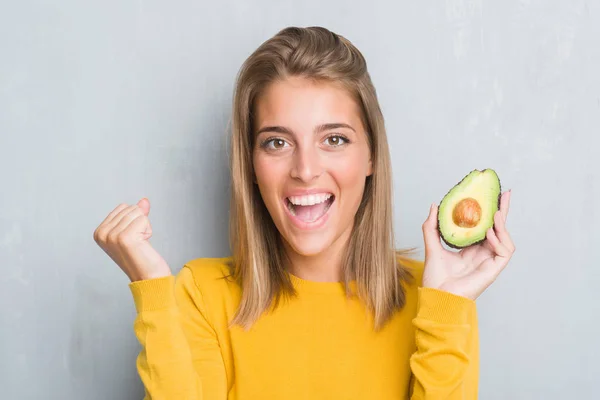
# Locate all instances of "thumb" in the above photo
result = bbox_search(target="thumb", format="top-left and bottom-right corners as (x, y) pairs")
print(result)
(135, 198), (152, 240)
(137, 197), (150, 216)
(422, 203), (442, 256)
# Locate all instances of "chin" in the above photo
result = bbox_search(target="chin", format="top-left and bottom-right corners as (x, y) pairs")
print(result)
(282, 231), (334, 257)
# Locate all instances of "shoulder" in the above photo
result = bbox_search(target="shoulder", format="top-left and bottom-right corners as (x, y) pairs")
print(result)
(396, 254), (425, 288)
(182, 256), (234, 282)
(173, 257), (241, 326)
(175, 256), (240, 301)
(395, 254), (426, 317)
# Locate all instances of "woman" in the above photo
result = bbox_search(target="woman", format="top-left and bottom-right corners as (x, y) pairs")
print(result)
(93, 26), (515, 399)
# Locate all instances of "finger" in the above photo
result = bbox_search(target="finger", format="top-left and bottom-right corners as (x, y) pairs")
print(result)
(137, 198), (151, 216)
(95, 203), (133, 242)
(422, 203), (443, 256)
(470, 246), (495, 270)
(481, 238), (494, 253)
(499, 190), (511, 222)
(468, 256), (506, 295)
(493, 210), (516, 252)
(486, 226), (512, 259)
(102, 203), (130, 226)
(121, 212), (152, 243)
(471, 229), (513, 286)
(108, 207), (144, 241)
(107, 204), (139, 230)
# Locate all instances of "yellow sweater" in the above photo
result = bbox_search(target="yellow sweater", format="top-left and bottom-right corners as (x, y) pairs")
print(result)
(129, 257), (479, 399)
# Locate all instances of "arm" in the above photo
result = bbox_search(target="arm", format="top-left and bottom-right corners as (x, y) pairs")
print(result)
(409, 190), (515, 398)
(408, 287), (479, 399)
(129, 266), (227, 400)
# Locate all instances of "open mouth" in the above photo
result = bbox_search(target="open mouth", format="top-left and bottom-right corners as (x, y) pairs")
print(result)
(285, 193), (335, 224)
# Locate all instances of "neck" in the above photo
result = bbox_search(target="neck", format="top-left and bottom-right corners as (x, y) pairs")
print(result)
(282, 224), (353, 283)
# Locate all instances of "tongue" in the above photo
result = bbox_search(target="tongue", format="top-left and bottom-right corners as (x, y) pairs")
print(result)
(294, 202), (328, 222)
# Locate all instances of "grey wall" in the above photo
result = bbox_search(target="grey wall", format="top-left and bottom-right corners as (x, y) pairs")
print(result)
(1, 1), (598, 399)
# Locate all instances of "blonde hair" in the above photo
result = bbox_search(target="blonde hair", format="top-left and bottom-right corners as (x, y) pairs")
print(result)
(227, 26), (414, 331)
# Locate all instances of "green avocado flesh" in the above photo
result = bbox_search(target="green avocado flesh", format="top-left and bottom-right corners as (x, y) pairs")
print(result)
(437, 169), (501, 249)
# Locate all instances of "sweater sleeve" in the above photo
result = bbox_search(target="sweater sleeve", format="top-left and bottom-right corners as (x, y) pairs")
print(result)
(129, 266), (228, 400)
(408, 287), (479, 399)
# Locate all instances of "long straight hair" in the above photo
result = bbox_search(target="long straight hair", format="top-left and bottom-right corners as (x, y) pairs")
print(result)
(227, 26), (415, 331)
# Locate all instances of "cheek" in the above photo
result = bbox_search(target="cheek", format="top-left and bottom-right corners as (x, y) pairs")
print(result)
(328, 152), (370, 188)
(326, 152), (370, 215)
(253, 153), (268, 181)
(253, 153), (286, 198)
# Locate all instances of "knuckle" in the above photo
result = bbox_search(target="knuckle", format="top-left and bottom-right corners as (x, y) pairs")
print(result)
(94, 227), (106, 243)
(115, 233), (130, 247)
(106, 231), (119, 244)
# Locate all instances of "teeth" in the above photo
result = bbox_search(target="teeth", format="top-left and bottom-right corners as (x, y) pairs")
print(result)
(287, 193), (332, 206)
(287, 200), (296, 216)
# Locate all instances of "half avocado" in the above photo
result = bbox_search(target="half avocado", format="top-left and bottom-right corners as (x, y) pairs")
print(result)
(437, 169), (501, 249)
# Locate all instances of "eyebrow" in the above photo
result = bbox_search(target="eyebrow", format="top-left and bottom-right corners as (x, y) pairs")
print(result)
(255, 122), (356, 136)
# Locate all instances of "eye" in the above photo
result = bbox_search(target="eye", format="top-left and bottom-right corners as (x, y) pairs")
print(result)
(324, 135), (350, 147)
(261, 137), (289, 150)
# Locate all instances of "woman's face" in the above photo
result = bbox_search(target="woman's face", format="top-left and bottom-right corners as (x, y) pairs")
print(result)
(252, 76), (373, 258)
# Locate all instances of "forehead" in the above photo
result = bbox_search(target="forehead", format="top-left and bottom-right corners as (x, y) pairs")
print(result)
(253, 77), (362, 130)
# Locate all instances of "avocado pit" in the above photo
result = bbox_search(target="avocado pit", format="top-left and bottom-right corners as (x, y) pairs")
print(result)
(452, 197), (481, 228)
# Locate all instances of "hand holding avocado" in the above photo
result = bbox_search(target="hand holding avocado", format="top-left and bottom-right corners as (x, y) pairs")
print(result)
(421, 169), (515, 300)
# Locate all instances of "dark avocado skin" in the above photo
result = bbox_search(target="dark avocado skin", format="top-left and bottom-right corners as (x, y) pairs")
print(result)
(436, 169), (502, 249)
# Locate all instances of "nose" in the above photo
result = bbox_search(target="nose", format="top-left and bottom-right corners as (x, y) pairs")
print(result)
(290, 144), (323, 182)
